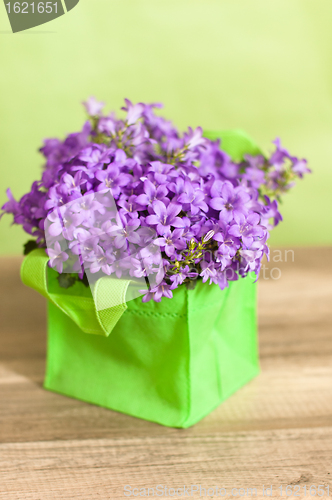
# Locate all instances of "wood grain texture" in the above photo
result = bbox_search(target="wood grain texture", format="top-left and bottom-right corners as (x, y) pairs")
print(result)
(0, 248), (331, 499)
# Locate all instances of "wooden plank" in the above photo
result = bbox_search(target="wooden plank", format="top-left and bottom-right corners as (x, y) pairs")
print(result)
(0, 248), (331, 498)
(0, 428), (331, 499)
(0, 356), (332, 442)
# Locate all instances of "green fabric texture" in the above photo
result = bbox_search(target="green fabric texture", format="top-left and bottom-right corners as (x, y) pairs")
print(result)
(204, 129), (262, 161)
(20, 129), (261, 427)
(20, 248), (131, 337)
(45, 277), (259, 428)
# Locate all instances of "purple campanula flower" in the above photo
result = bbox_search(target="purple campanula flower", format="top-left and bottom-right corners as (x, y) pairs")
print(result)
(242, 167), (265, 189)
(186, 127), (206, 149)
(130, 256), (156, 280)
(214, 252), (232, 271)
(177, 180), (208, 215)
(145, 200), (184, 235)
(47, 241), (69, 274)
(83, 96), (105, 117)
(200, 261), (218, 285)
(88, 245), (114, 275)
(219, 161), (240, 179)
(44, 186), (64, 211)
(46, 208), (84, 240)
(70, 194), (106, 223)
(169, 265), (198, 289)
(155, 228), (187, 258)
(1, 189), (20, 219)
(142, 102), (178, 142)
(215, 267), (239, 290)
(209, 181), (250, 223)
(141, 282), (173, 303)
(122, 99), (145, 125)
(228, 212), (265, 249)
(147, 161), (173, 185)
(95, 165), (132, 198)
(243, 153), (265, 170)
(61, 172), (85, 197)
(78, 145), (111, 168)
(135, 179), (168, 207)
(292, 159), (311, 178)
(168, 175), (185, 196)
(106, 216), (141, 250)
(270, 138), (291, 167)
(213, 221), (241, 257)
(1, 98), (309, 301)
(98, 114), (117, 136)
(260, 196), (283, 229)
(239, 236), (268, 275)
(180, 216), (201, 241)
(268, 138), (311, 184)
(69, 231), (99, 264)
(117, 195), (142, 219)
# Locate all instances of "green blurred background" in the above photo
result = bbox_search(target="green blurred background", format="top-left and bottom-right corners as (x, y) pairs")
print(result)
(1, 0), (331, 255)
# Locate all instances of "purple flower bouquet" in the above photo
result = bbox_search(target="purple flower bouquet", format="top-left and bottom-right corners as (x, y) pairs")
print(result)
(1, 98), (309, 427)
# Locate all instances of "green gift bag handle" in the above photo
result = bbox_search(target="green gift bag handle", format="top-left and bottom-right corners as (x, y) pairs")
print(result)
(21, 249), (132, 337)
(20, 130), (261, 337)
(203, 129), (262, 161)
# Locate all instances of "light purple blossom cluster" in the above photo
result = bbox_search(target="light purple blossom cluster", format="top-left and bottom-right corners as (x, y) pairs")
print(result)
(1, 98), (310, 302)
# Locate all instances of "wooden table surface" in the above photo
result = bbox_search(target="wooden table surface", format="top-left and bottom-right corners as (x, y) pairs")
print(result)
(0, 248), (331, 499)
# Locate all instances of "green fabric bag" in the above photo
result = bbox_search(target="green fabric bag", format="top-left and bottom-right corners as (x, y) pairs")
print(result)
(20, 129), (261, 428)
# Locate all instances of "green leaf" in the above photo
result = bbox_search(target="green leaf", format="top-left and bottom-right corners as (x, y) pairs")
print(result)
(23, 240), (39, 256)
(185, 279), (197, 290)
(57, 274), (77, 290)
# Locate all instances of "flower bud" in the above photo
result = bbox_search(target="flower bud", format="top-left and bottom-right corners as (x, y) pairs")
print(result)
(189, 238), (196, 250)
(202, 230), (215, 243)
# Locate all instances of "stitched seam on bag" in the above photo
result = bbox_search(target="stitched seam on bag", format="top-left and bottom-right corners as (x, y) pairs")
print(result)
(124, 309), (186, 319)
